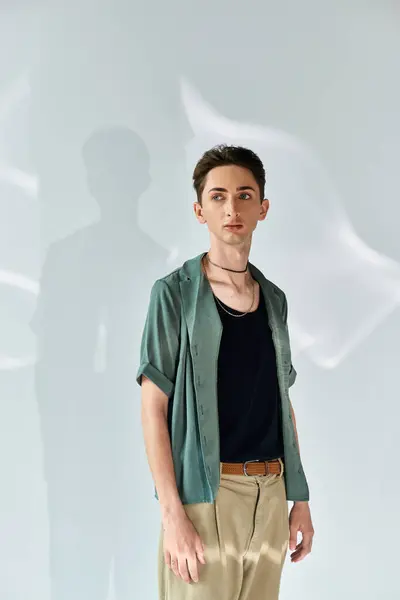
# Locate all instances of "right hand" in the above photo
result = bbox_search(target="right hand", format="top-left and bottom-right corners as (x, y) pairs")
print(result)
(162, 509), (206, 584)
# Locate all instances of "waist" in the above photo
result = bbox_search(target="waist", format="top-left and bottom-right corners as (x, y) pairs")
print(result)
(220, 457), (283, 477)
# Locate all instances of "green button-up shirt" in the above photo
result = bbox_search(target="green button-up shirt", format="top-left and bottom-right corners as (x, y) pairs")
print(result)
(136, 252), (310, 504)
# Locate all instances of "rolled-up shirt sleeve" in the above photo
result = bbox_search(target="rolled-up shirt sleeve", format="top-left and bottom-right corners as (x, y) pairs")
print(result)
(136, 279), (180, 398)
(289, 363), (297, 388)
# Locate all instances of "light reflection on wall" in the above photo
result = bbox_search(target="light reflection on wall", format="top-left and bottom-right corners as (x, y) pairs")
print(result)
(181, 78), (400, 369)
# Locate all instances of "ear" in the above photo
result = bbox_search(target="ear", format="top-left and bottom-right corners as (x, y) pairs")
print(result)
(193, 201), (207, 224)
(258, 198), (269, 221)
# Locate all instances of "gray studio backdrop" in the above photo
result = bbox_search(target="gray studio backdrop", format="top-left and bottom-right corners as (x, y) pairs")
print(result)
(1, 1), (399, 599)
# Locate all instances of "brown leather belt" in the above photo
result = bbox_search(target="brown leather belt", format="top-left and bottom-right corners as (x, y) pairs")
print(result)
(221, 458), (283, 477)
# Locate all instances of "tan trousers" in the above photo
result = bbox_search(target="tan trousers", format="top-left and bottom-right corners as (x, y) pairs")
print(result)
(158, 461), (289, 599)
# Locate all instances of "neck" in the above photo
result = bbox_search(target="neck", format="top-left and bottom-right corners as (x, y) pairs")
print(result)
(205, 241), (252, 286)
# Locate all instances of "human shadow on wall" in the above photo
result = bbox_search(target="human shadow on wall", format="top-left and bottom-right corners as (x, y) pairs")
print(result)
(31, 126), (167, 600)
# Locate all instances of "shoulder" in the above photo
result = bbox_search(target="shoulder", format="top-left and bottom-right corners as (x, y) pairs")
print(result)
(148, 255), (195, 309)
(158, 267), (182, 288)
(263, 276), (286, 299)
(250, 262), (288, 315)
(152, 266), (182, 296)
(152, 253), (202, 292)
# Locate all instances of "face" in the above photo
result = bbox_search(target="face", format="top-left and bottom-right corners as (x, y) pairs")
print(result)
(194, 165), (269, 244)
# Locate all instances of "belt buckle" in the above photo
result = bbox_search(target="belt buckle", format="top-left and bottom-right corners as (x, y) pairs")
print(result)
(243, 459), (263, 476)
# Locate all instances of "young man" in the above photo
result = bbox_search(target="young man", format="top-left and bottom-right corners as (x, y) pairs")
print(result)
(137, 145), (314, 599)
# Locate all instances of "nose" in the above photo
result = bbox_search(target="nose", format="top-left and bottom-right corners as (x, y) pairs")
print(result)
(225, 196), (240, 217)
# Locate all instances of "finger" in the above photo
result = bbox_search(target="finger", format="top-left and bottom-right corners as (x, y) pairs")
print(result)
(293, 536), (311, 550)
(289, 530), (298, 551)
(187, 555), (200, 583)
(292, 530), (313, 554)
(294, 542), (302, 551)
(291, 551), (304, 562)
(291, 547), (310, 562)
(290, 542), (303, 557)
(291, 541), (303, 552)
(164, 550), (171, 568)
(170, 557), (180, 578)
(196, 538), (206, 564)
(178, 558), (191, 583)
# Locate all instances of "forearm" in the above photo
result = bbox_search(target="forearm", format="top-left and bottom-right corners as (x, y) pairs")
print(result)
(141, 391), (184, 523)
(290, 400), (310, 506)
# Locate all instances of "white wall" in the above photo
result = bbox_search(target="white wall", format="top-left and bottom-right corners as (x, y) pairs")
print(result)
(0, 1), (399, 598)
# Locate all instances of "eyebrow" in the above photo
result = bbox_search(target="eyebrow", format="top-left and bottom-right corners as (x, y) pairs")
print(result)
(208, 186), (256, 193)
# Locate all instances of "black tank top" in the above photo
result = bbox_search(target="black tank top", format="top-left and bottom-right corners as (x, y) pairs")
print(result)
(215, 287), (284, 463)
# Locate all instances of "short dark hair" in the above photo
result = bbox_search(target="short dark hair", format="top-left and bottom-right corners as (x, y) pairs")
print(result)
(192, 144), (266, 204)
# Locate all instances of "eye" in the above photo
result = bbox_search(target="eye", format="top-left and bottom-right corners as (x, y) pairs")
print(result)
(239, 192), (251, 200)
(211, 194), (223, 201)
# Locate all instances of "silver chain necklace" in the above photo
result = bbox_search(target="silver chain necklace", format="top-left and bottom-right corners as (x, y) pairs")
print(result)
(203, 256), (256, 318)
(213, 286), (255, 318)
